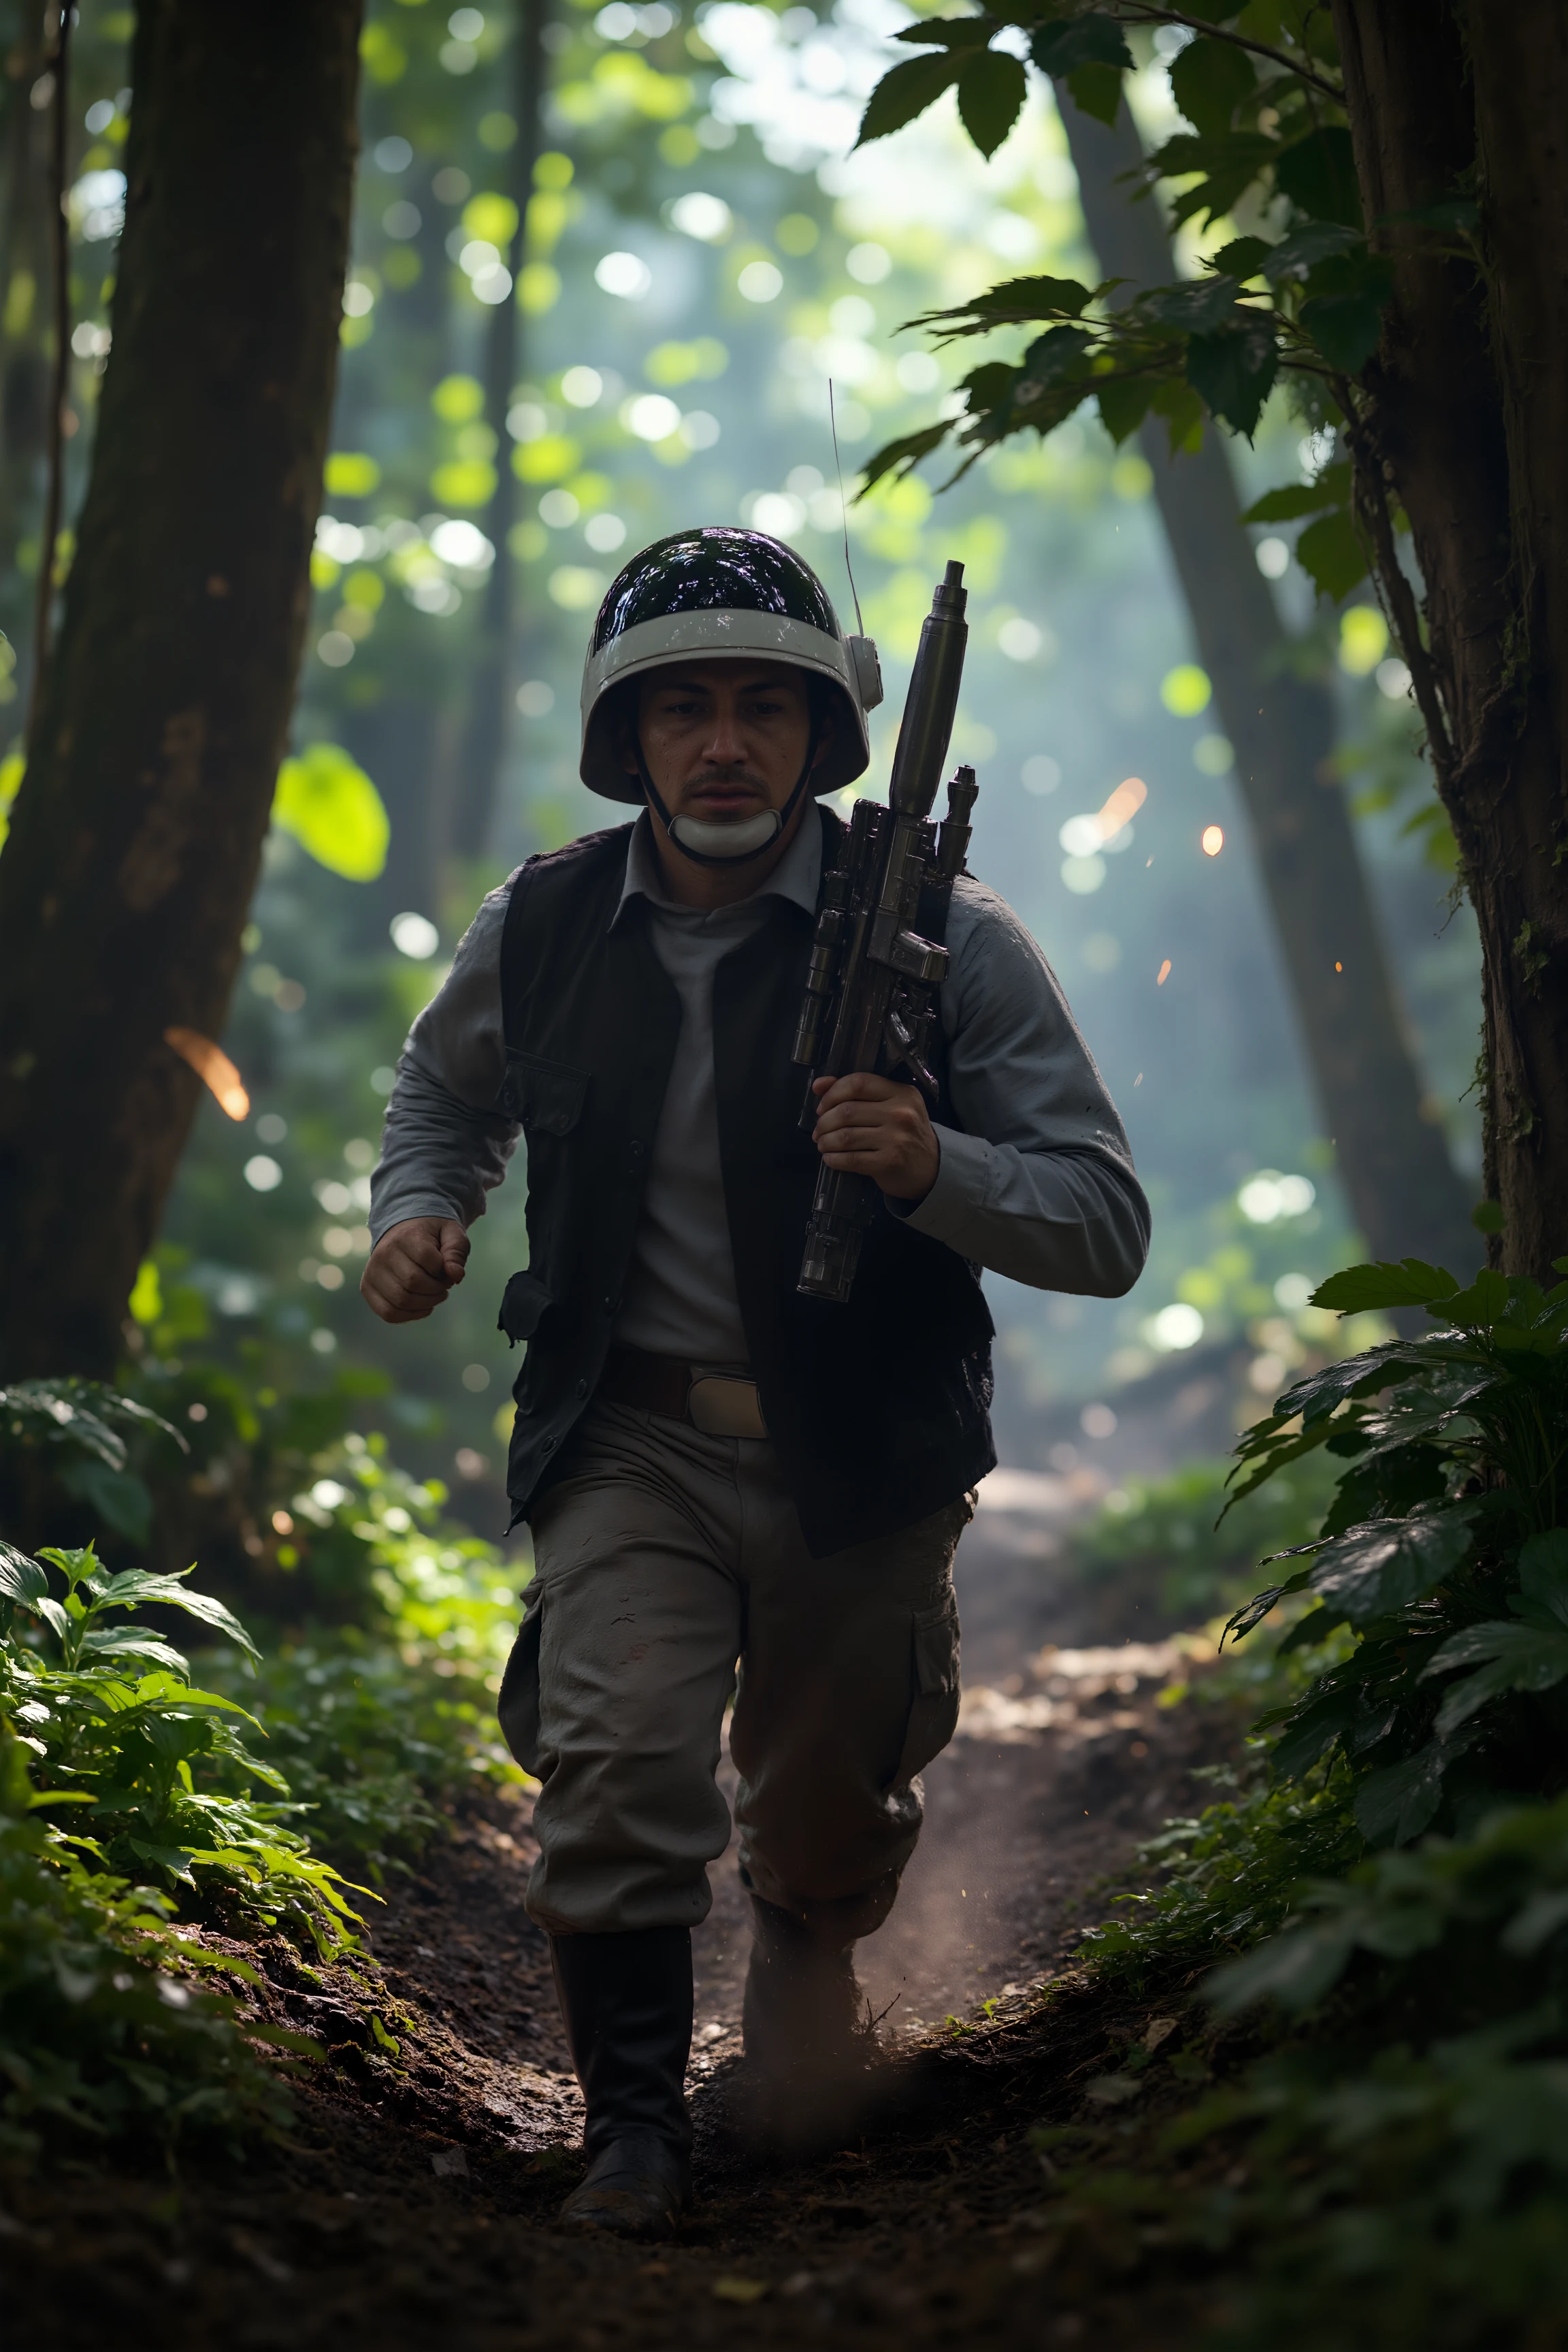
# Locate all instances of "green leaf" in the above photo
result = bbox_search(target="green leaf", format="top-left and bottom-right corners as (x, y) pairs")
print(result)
(1300, 287), (1386, 376)
(1150, 131), (1277, 228)
(1242, 461), (1350, 525)
(1260, 221), (1362, 284)
(1296, 506), (1369, 599)
(1354, 1735), (1463, 1846)
(1064, 61), (1122, 125)
(963, 272), (1098, 322)
(893, 15), (993, 47)
(1018, 323), (1093, 389)
(1207, 1913), (1359, 2014)
(1208, 235), (1271, 282)
(1096, 376), (1152, 444)
(1310, 1502), (1479, 1624)
(1472, 1199), (1506, 1235)
(1426, 1621), (1568, 1737)
(0, 1539), (46, 1605)
(1269, 1686), (1360, 1781)
(1139, 276), (1243, 335)
(1518, 1531), (1568, 1627)
(1313, 1259), (1460, 1315)
(957, 49), (1028, 157)
(855, 50), (966, 147)
(1030, 14), (1132, 76)
(1222, 1568), (1313, 1645)
(1169, 36), (1255, 137)
(858, 421), (951, 494)
(1186, 315), (1279, 438)
(1275, 126), (1364, 229)
(1434, 1267), (1514, 1329)
(273, 744), (389, 883)
(1150, 379), (1204, 455)
(91, 1570), (261, 1661)
(79, 1625), (191, 1675)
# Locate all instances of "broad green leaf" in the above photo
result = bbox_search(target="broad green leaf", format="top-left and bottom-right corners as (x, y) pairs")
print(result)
(1222, 1567), (1312, 1645)
(1350, 1370), (1496, 1462)
(1018, 324), (1092, 389)
(1030, 14), (1132, 76)
(1151, 131), (1277, 228)
(1168, 36), (1255, 137)
(855, 50), (966, 147)
(1206, 1914), (1358, 2013)
(1437, 1268), (1514, 1329)
(1426, 1620), (1568, 1736)
(92, 1570), (261, 1661)
(858, 421), (951, 494)
(272, 742), (389, 883)
(893, 15), (992, 46)
(1300, 287), (1387, 376)
(0, 1539), (46, 1605)
(127, 1837), (201, 1884)
(1518, 1531), (1568, 1627)
(1275, 126), (1363, 229)
(1260, 221), (1362, 284)
(1096, 376), (1152, 444)
(1186, 316), (1279, 439)
(1313, 1259), (1460, 1314)
(958, 50), (1029, 155)
(1269, 1686), (1360, 1780)
(1063, 60), (1121, 125)
(58, 1458), (152, 1546)
(1207, 235), (1271, 282)
(961, 273), (1098, 322)
(79, 1625), (191, 1675)
(1310, 1501), (1479, 1623)
(1139, 276), (1243, 335)
(1242, 461), (1350, 525)
(1150, 378), (1204, 454)
(1296, 508), (1370, 600)
(1354, 1735), (1465, 1846)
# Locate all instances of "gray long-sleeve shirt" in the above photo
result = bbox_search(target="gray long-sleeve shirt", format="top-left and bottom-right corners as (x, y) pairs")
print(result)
(370, 808), (1150, 1360)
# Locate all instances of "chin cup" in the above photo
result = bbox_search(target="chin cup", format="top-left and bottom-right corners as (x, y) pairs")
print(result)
(668, 807), (783, 862)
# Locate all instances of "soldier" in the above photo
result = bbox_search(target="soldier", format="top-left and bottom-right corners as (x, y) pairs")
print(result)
(363, 528), (1148, 2238)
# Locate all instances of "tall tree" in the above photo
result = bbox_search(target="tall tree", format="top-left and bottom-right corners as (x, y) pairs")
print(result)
(445, 0), (552, 870)
(853, 1), (1568, 1277)
(1060, 93), (1475, 1273)
(0, 0), (363, 1377)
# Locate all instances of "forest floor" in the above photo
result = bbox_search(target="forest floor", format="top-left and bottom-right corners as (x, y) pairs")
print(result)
(5, 1499), (1247, 2349)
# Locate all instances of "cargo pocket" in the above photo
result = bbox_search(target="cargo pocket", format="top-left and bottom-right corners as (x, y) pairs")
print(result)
(498, 1049), (590, 1137)
(496, 1584), (546, 1776)
(892, 1592), (961, 1786)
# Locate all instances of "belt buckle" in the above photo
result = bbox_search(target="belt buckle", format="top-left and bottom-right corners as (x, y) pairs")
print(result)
(686, 1374), (768, 1441)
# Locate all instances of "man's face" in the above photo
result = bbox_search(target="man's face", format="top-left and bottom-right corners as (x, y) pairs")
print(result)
(625, 658), (827, 826)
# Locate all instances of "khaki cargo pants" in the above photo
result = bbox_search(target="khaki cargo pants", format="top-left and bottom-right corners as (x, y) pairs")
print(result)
(497, 1401), (969, 1940)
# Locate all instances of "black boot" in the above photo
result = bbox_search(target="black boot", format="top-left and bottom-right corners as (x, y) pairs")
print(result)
(740, 1897), (875, 2150)
(549, 1927), (693, 2238)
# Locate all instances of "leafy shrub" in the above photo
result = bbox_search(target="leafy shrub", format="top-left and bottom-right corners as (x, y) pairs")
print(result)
(1068, 1453), (1338, 1629)
(0, 1727), (300, 2157)
(1, 1537), (364, 1957)
(0, 1377), (186, 1546)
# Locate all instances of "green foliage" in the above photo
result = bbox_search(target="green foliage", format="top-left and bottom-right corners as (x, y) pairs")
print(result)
(1, 1376), (186, 1546)
(1066, 1454), (1336, 1628)
(0, 1727), (299, 2158)
(272, 742), (389, 882)
(851, 1), (1445, 608)
(1, 1539), (365, 1958)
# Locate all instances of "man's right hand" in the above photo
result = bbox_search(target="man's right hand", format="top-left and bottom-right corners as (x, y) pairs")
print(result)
(361, 1217), (470, 1324)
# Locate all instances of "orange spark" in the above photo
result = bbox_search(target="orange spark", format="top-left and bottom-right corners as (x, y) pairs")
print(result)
(1095, 775), (1147, 838)
(1156, 960), (1172, 986)
(165, 1026), (249, 1120)
(1200, 825), (1224, 856)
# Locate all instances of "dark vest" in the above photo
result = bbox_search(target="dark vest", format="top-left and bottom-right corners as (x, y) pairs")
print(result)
(495, 806), (996, 1558)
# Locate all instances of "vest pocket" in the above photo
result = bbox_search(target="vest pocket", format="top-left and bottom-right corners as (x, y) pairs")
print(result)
(500, 1049), (591, 1136)
(892, 1592), (961, 1786)
(499, 1267), (554, 1345)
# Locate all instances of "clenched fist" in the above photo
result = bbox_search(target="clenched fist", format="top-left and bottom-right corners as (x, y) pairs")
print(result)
(811, 1071), (940, 1203)
(361, 1216), (470, 1324)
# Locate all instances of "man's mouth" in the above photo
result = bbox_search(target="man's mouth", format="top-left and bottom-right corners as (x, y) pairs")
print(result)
(685, 776), (766, 817)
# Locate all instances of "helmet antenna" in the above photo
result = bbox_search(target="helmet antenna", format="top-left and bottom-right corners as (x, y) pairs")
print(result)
(828, 380), (866, 641)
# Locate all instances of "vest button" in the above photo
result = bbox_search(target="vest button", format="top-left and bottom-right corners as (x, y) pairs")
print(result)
(576, 1378), (588, 1397)
(542, 1434), (556, 1451)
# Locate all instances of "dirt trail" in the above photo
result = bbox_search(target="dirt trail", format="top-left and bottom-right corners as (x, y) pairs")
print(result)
(6, 1497), (1240, 2349)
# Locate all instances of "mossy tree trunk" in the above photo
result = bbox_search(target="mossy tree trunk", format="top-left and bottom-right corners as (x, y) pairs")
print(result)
(0, 0), (363, 1377)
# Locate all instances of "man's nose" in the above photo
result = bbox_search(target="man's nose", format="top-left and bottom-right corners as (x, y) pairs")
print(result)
(700, 704), (747, 762)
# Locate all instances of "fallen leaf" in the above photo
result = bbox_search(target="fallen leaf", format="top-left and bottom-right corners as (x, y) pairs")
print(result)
(713, 2275), (770, 2304)
(1143, 2016), (1179, 2053)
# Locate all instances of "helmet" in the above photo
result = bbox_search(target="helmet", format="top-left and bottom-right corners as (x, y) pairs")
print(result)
(578, 527), (883, 806)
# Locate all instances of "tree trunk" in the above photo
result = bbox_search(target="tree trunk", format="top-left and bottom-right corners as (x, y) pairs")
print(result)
(445, 0), (552, 868)
(0, 0), (363, 1378)
(1333, 0), (1568, 1279)
(1058, 91), (1477, 1273)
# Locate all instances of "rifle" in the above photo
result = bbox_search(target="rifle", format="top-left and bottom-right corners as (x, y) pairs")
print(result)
(791, 559), (978, 1302)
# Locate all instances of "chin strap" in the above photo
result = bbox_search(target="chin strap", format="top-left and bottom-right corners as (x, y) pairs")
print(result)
(636, 721), (821, 870)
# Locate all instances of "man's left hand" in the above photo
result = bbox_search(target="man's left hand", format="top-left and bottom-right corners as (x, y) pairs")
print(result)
(811, 1072), (940, 1203)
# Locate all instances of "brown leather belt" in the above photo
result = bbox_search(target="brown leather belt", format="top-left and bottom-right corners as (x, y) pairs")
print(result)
(600, 1344), (769, 1441)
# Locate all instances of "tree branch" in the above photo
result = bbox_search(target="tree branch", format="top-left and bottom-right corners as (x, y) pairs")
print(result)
(1113, 6), (1344, 102)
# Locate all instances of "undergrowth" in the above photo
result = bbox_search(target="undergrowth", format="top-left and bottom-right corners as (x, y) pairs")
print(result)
(1054, 1256), (1568, 2349)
